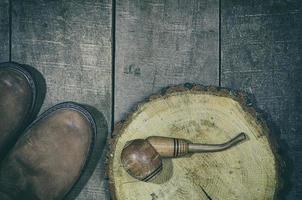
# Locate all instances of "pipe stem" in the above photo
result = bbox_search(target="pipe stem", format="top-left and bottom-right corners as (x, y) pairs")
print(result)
(188, 132), (247, 153)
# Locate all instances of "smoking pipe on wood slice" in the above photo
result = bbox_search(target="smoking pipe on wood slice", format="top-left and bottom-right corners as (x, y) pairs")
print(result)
(121, 132), (247, 182)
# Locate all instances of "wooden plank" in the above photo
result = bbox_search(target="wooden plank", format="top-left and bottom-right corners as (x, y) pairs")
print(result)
(0, 0), (9, 62)
(115, 0), (219, 122)
(11, 0), (112, 199)
(221, 1), (302, 199)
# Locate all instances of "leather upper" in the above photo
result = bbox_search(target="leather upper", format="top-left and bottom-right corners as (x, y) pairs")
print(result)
(0, 106), (94, 200)
(0, 67), (34, 158)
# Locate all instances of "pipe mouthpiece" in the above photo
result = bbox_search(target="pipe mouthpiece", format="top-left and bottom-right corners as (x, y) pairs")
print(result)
(188, 132), (248, 153)
(232, 132), (248, 144)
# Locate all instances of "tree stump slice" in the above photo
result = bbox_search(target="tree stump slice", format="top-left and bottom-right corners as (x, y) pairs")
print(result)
(109, 85), (280, 200)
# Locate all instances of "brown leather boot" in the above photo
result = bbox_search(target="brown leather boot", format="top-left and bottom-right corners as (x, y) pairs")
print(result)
(0, 102), (107, 200)
(0, 62), (45, 160)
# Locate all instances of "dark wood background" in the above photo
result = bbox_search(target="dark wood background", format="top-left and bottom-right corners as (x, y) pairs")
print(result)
(0, 0), (301, 199)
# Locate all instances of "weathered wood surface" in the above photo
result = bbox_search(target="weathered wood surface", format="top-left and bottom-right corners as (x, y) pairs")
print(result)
(0, 0), (300, 199)
(11, 0), (112, 199)
(0, 0), (9, 62)
(221, 1), (302, 199)
(114, 0), (219, 122)
(109, 85), (279, 200)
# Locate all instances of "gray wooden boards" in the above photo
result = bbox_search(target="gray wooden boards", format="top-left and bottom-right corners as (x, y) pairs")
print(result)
(114, 0), (219, 122)
(11, 0), (112, 199)
(221, 0), (302, 199)
(0, 0), (9, 62)
(1, 0), (300, 199)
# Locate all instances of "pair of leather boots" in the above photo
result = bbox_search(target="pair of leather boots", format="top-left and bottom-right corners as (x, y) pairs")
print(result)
(0, 62), (107, 200)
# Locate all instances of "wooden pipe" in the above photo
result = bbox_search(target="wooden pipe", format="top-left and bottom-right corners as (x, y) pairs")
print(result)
(121, 132), (247, 182)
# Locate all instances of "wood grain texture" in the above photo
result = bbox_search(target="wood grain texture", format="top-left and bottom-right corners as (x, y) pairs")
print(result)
(109, 85), (279, 200)
(0, 0), (9, 62)
(11, 0), (112, 199)
(115, 0), (219, 122)
(221, 1), (302, 199)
